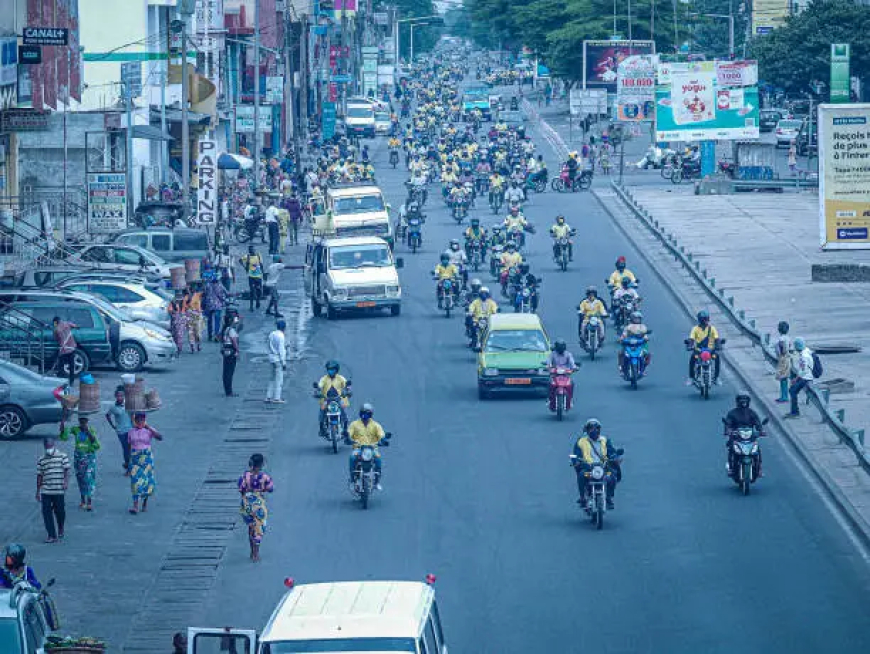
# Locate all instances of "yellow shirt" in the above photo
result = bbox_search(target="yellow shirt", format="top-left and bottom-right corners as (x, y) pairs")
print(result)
(318, 374), (348, 397)
(579, 298), (607, 318)
(490, 175), (505, 189)
(689, 324), (719, 349)
(469, 298), (498, 319)
(388, 138), (400, 148)
(433, 263), (459, 280)
(609, 269), (636, 288)
(348, 419), (385, 446)
(504, 215), (527, 231)
(551, 223), (571, 238)
(500, 251), (523, 270)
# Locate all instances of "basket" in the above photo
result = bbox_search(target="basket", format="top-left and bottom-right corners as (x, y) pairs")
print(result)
(144, 388), (162, 411)
(59, 394), (79, 410)
(78, 381), (101, 414)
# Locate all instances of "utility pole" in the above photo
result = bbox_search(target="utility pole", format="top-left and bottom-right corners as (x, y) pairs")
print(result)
(253, 0), (261, 190)
(299, 14), (308, 143)
(160, 71), (168, 184)
(179, 1), (194, 216)
(125, 81), (134, 225)
(63, 47), (70, 237)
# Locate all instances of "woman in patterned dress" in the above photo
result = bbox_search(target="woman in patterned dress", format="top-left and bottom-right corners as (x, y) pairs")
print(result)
(238, 453), (274, 562)
(127, 413), (163, 514)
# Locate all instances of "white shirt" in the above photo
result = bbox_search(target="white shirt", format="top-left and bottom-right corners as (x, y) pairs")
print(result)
(264, 262), (283, 288)
(792, 348), (814, 381)
(265, 206), (279, 224)
(268, 329), (286, 365)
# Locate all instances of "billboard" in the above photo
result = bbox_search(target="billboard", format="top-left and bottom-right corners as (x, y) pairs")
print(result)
(752, 0), (789, 36)
(830, 44), (850, 103)
(616, 55), (656, 122)
(818, 104), (870, 250)
(583, 40), (654, 92)
(87, 173), (127, 234)
(655, 61), (760, 141)
(196, 138), (217, 226)
(569, 88), (607, 116)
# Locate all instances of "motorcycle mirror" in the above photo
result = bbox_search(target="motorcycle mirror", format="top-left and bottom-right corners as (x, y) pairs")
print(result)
(719, 338), (727, 345)
(615, 448), (625, 456)
(346, 380), (352, 386)
(312, 382), (319, 389)
(385, 432), (393, 439)
(46, 578), (56, 588)
(646, 329), (653, 335)
(395, 258), (405, 269)
(684, 338), (694, 345)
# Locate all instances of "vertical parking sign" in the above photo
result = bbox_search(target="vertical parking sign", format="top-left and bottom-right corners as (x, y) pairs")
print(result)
(197, 138), (217, 225)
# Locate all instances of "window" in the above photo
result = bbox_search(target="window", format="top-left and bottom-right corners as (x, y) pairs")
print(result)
(82, 247), (110, 263)
(174, 231), (208, 250)
(329, 245), (391, 269)
(92, 285), (142, 304)
(192, 633), (253, 654)
(151, 234), (172, 252)
(65, 308), (96, 329)
(347, 106), (373, 119)
(485, 329), (548, 353)
(117, 234), (149, 249)
(27, 306), (60, 325)
(333, 195), (385, 215)
(114, 248), (146, 266)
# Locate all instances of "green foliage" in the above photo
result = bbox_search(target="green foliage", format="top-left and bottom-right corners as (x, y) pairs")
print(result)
(751, 0), (870, 96)
(375, 0), (441, 56)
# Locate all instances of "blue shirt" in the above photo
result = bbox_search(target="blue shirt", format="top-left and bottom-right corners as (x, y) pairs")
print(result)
(107, 404), (133, 434)
(0, 566), (40, 590)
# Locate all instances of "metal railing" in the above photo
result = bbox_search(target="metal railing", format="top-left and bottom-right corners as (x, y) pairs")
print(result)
(0, 305), (48, 373)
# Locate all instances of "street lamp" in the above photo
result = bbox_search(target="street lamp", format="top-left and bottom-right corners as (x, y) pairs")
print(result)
(409, 22), (432, 65)
(395, 15), (441, 63)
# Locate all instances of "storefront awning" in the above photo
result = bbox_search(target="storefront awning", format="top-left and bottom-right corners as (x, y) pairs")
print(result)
(132, 125), (174, 141)
(149, 107), (212, 126)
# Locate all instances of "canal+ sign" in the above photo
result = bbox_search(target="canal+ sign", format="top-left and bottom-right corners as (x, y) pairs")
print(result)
(22, 27), (69, 47)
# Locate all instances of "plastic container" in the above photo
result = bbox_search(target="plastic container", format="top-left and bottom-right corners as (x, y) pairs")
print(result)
(120, 373), (136, 386)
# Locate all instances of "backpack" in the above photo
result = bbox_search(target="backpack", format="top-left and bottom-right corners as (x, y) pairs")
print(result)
(811, 352), (823, 379)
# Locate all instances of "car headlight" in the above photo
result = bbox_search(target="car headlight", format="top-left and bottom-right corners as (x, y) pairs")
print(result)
(537, 368), (549, 375)
(144, 328), (169, 341)
(591, 466), (605, 480)
(332, 287), (349, 300)
(483, 367), (499, 376)
(386, 284), (401, 297)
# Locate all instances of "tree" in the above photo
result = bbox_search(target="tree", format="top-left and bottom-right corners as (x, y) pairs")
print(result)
(751, 0), (870, 97)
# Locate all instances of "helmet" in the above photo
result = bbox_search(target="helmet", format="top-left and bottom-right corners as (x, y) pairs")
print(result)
(359, 403), (374, 419)
(584, 418), (602, 437)
(325, 360), (340, 375)
(440, 252), (451, 264)
(470, 278), (482, 292)
(794, 337), (806, 351)
(510, 205), (519, 213)
(621, 275), (631, 288)
(450, 239), (460, 250)
(492, 225), (502, 233)
(556, 215), (565, 223)
(736, 393), (751, 409)
(630, 311), (643, 324)
(697, 310), (710, 324)
(506, 241), (517, 250)
(4, 543), (25, 568)
(586, 285), (597, 297)
(479, 286), (491, 300)
(471, 217), (480, 226)
(553, 339), (567, 354)
(615, 256), (626, 270)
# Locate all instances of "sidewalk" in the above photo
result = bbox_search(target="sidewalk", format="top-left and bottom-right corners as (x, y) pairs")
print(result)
(0, 242), (308, 651)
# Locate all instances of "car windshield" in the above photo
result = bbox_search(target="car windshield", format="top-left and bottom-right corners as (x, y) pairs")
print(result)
(375, 113), (390, 122)
(329, 245), (392, 269)
(347, 107), (373, 118)
(779, 120), (803, 130)
(269, 638), (417, 653)
(333, 195), (385, 215)
(0, 618), (22, 651)
(485, 329), (548, 352)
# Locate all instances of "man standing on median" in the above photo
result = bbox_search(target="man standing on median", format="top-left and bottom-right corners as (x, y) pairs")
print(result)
(785, 337), (814, 418)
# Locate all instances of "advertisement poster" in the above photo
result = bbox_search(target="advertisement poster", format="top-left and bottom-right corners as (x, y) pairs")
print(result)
(830, 44), (850, 103)
(87, 173), (127, 234)
(752, 0), (789, 35)
(583, 40), (654, 92)
(818, 104), (870, 250)
(569, 87), (607, 116)
(196, 138), (217, 225)
(655, 61), (760, 141)
(616, 54), (656, 122)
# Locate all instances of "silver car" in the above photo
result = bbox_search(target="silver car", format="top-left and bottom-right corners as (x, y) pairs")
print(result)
(775, 119), (803, 148)
(0, 360), (66, 439)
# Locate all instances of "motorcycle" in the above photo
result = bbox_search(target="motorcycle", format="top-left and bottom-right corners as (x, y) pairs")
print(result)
(554, 236), (571, 272)
(621, 333), (651, 390)
(489, 244), (504, 278)
(475, 174), (490, 196)
(513, 279), (538, 313)
(489, 189), (503, 214)
(500, 265), (519, 297)
(579, 315), (603, 360)
(350, 434), (392, 510)
(551, 167), (593, 192)
(389, 149), (400, 168)
(671, 159), (702, 184)
(524, 171), (548, 194)
(570, 448), (624, 530)
(685, 338), (726, 399)
(724, 417), (768, 496)
(718, 159), (736, 178)
(234, 216), (266, 244)
(407, 216), (423, 253)
(405, 182), (428, 207)
(451, 196), (469, 224)
(549, 367), (576, 421)
(613, 295), (638, 333)
(437, 278), (457, 317)
(467, 238), (484, 271)
(468, 315), (489, 351)
(312, 383), (351, 454)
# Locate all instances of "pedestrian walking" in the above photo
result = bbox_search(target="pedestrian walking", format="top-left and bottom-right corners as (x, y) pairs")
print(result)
(202, 275), (228, 341)
(238, 453), (274, 562)
(215, 244), (234, 292)
(239, 245), (264, 311)
(774, 321), (791, 403)
(36, 438), (69, 543)
(785, 337), (814, 418)
(167, 293), (188, 355)
(285, 195), (302, 248)
(127, 413), (162, 514)
(265, 199), (280, 255)
(52, 316), (78, 387)
(59, 416), (100, 511)
(264, 256), (284, 318)
(184, 284), (204, 353)
(788, 142), (797, 174)
(221, 314), (241, 397)
(266, 320), (287, 404)
(106, 386), (133, 473)
(277, 204), (290, 252)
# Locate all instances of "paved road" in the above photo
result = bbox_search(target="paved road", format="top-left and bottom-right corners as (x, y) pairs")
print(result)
(195, 122), (870, 653)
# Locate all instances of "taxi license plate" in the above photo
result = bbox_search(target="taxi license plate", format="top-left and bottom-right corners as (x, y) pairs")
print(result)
(356, 301), (376, 308)
(505, 378), (531, 385)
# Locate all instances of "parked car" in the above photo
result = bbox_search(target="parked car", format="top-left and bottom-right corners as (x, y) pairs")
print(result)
(54, 279), (171, 328)
(67, 244), (180, 279)
(0, 290), (176, 373)
(0, 359), (67, 439)
(774, 119), (803, 148)
(759, 109), (783, 133)
(796, 118), (818, 157)
(110, 226), (210, 263)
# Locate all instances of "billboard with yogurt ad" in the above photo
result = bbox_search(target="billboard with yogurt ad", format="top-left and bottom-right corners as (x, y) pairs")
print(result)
(655, 61), (760, 141)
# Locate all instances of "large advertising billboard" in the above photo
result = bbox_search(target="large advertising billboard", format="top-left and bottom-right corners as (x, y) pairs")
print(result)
(616, 54), (656, 122)
(818, 104), (870, 250)
(752, 0), (789, 36)
(655, 61), (760, 141)
(583, 40), (654, 92)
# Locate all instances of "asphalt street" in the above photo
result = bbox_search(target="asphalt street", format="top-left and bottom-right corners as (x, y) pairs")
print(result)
(196, 123), (870, 653)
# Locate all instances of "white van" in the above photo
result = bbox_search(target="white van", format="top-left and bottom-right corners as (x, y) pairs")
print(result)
(188, 580), (448, 654)
(345, 102), (376, 138)
(316, 184), (394, 248)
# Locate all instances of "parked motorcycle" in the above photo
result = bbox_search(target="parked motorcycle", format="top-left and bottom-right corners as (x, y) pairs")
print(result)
(621, 333), (651, 390)
(685, 338), (726, 399)
(349, 434), (391, 509)
(312, 383), (351, 454)
(579, 315), (603, 360)
(724, 417), (768, 495)
(549, 367), (576, 421)
(671, 159), (702, 184)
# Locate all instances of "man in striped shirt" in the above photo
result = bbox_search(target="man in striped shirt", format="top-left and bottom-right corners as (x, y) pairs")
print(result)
(36, 438), (70, 543)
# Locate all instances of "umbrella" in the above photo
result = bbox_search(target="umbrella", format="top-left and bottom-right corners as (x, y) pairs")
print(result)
(218, 153), (254, 170)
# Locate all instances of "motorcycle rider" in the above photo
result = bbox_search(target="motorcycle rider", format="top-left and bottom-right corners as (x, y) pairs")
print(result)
(447, 238), (469, 287)
(723, 393), (765, 476)
(513, 262), (540, 311)
(686, 310), (722, 386)
(345, 403), (385, 490)
(464, 218), (488, 261)
(618, 311), (651, 374)
(0, 543), (40, 589)
(572, 419), (621, 509)
(578, 286), (608, 345)
(607, 256), (637, 292)
(549, 214), (574, 262)
(499, 241), (523, 288)
(547, 339), (578, 410)
(466, 285), (499, 347)
(316, 360), (350, 437)
(464, 278), (483, 309)
(489, 170), (506, 205)
(565, 151), (579, 188)
(489, 224), (507, 249)
(503, 205), (528, 243)
(504, 180), (524, 207)
(433, 251), (460, 306)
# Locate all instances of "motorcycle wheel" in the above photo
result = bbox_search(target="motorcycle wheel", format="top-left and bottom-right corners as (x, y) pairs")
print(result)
(361, 478), (370, 510)
(559, 254), (568, 272)
(661, 165), (673, 180)
(557, 394), (564, 421)
(535, 179), (547, 193)
(671, 169), (683, 184)
(741, 462), (752, 496)
(234, 226), (251, 244)
(595, 506), (604, 530)
(330, 425), (339, 454)
(701, 384), (709, 400)
(445, 300), (452, 318)
(551, 178), (563, 192)
(630, 363), (638, 390)
(579, 176), (592, 191)
(411, 238), (418, 254)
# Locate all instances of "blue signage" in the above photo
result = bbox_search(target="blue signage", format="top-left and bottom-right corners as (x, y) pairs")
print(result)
(331, 74), (352, 83)
(837, 228), (868, 240)
(322, 101), (337, 140)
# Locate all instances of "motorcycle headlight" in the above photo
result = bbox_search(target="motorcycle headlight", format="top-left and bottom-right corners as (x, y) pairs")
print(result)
(332, 287), (349, 300)
(327, 401), (340, 412)
(483, 367), (499, 376)
(591, 466), (605, 480)
(361, 448), (375, 462)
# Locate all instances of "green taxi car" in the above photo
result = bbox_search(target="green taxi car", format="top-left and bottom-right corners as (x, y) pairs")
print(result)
(477, 314), (551, 399)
